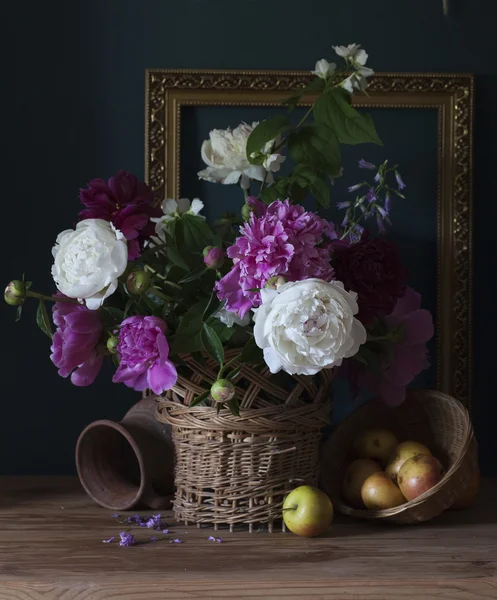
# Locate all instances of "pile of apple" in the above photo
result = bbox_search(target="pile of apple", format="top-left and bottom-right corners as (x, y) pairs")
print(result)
(342, 428), (445, 510)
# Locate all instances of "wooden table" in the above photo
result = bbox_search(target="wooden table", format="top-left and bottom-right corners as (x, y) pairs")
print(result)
(0, 477), (495, 599)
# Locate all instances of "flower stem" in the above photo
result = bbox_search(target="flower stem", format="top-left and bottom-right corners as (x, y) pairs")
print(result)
(26, 291), (79, 304)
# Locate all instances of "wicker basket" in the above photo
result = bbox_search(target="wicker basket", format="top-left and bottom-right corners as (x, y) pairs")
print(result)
(155, 350), (333, 532)
(319, 389), (478, 524)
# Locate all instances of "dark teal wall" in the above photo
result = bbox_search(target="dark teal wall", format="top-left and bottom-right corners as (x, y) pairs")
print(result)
(4, 0), (496, 474)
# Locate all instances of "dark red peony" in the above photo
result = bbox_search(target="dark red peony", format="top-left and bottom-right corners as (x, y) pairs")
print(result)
(78, 170), (160, 260)
(332, 233), (407, 325)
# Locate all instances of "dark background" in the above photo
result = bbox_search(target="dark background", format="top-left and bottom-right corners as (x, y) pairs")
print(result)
(3, 0), (496, 475)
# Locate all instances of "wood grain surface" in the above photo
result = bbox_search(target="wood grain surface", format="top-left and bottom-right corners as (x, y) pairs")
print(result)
(0, 477), (495, 599)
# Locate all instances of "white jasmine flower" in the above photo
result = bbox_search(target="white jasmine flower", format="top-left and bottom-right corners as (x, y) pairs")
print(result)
(312, 59), (337, 79)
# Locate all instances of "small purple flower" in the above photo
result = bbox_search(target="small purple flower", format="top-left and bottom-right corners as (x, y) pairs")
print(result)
(341, 214), (349, 228)
(111, 513), (119, 519)
(113, 316), (177, 395)
(162, 529), (169, 534)
(348, 183), (363, 193)
(102, 536), (115, 544)
(146, 514), (162, 529)
(374, 172), (381, 183)
(208, 536), (223, 543)
(385, 192), (391, 214)
(336, 201), (350, 210)
(150, 536), (158, 542)
(170, 538), (183, 544)
(358, 158), (376, 170)
(376, 214), (386, 234)
(366, 188), (376, 204)
(395, 171), (406, 190)
(119, 532), (136, 547)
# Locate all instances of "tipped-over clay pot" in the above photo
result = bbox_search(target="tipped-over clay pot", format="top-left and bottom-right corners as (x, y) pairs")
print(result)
(76, 396), (174, 511)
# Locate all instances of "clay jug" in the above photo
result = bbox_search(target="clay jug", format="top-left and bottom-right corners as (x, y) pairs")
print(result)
(76, 396), (174, 511)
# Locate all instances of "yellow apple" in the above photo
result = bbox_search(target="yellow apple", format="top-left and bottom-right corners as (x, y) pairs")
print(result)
(282, 485), (333, 537)
(397, 454), (444, 501)
(385, 441), (432, 483)
(342, 458), (382, 508)
(361, 472), (406, 510)
(353, 428), (399, 464)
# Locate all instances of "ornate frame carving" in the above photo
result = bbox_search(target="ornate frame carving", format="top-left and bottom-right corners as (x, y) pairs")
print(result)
(145, 70), (474, 412)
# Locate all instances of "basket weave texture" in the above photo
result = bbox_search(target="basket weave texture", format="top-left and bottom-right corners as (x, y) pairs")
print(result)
(155, 350), (333, 532)
(320, 389), (478, 524)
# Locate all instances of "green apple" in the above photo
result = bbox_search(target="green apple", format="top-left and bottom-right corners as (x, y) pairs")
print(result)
(282, 485), (333, 537)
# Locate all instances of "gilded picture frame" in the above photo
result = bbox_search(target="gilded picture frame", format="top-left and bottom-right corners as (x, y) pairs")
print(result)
(144, 69), (474, 412)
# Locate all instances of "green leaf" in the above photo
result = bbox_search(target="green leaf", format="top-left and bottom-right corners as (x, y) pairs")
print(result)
(246, 115), (291, 165)
(288, 123), (341, 176)
(226, 364), (244, 381)
(239, 337), (263, 364)
(314, 89), (382, 146)
(202, 292), (220, 321)
(123, 297), (135, 319)
(310, 178), (330, 208)
(201, 323), (224, 365)
(101, 307), (125, 324)
(282, 77), (325, 112)
(190, 389), (210, 408)
(178, 267), (208, 284)
(15, 305), (22, 322)
(191, 351), (206, 368)
(36, 300), (53, 340)
(261, 183), (282, 205)
(226, 398), (240, 417)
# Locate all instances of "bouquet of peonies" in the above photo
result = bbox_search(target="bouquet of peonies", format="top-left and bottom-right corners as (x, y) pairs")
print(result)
(5, 44), (434, 413)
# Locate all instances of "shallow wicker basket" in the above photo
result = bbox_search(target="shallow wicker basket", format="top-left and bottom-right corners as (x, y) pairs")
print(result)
(319, 389), (478, 524)
(155, 349), (333, 532)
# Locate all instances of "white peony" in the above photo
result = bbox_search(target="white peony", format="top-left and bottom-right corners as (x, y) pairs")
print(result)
(253, 278), (366, 376)
(51, 219), (128, 310)
(198, 122), (281, 189)
(312, 59), (336, 79)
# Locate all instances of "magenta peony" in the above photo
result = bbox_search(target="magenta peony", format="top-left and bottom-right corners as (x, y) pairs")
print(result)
(332, 233), (407, 325)
(360, 287), (434, 406)
(215, 198), (335, 318)
(78, 170), (160, 261)
(50, 298), (104, 386)
(112, 316), (177, 394)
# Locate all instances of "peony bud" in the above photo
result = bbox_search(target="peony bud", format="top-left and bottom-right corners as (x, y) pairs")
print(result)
(4, 280), (26, 306)
(106, 335), (119, 354)
(126, 270), (151, 295)
(203, 246), (224, 269)
(265, 276), (287, 290)
(241, 203), (252, 221)
(210, 379), (235, 404)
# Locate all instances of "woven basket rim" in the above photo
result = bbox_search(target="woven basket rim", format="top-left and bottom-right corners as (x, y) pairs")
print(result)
(156, 397), (333, 432)
(322, 389), (475, 518)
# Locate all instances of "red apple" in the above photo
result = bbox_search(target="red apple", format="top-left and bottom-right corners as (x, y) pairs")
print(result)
(397, 454), (444, 501)
(361, 472), (406, 510)
(282, 485), (333, 537)
(342, 459), (382, 508)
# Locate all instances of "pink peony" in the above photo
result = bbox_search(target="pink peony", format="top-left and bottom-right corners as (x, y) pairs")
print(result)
(360, 287), (434, 406)
(50, 298), (104, 386)
(215, 198), (335, 318)
(78, 171), (160, 261)
(112, 316), (177, 395)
